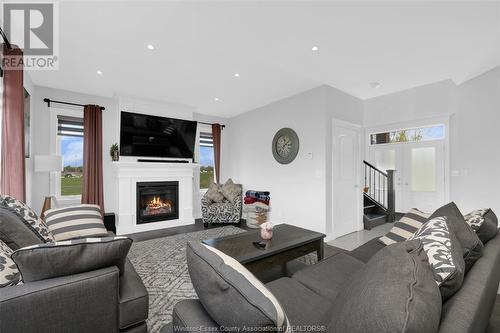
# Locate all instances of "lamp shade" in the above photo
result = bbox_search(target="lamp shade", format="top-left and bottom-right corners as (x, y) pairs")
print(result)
(34, 155), (63, 172)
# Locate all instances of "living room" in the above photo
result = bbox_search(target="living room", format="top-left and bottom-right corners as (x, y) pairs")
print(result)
(1, 1), (500, 333)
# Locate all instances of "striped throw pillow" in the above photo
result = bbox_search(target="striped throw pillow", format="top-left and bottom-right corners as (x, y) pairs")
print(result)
(379, 208), (430, 245)
(44, 204), (108, 241)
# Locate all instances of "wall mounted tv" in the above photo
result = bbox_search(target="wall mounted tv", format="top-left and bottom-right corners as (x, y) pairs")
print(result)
(120, 111), (197, 159)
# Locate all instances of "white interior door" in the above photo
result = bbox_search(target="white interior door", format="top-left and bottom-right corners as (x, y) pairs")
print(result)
(369, 141), (445, 213)
(333, 120), (361, 238)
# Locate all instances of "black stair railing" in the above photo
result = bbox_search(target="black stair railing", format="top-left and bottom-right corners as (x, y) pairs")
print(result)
(363, 160), (396, 222)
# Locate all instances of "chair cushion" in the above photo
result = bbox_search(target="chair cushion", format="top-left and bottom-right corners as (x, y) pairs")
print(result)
(119, 259), (149, 329)
(221, 179), (242, 203)
(409, 216), (465, 301)
(292, 253), (364, 301)
(429, 202), (483, 272)
(329, 240), (442, 333)
(0, 239), (21, 287)
(0, 194), (54, 242)
(44, 204), (108, 241)
(186, 241), (289, 331)
(348, 237), (386, 263)
(205, 183), (224, 203)
(379, 208), (429, 245)
(266, 277), (333, 328)
(11, 236), (132, 282)
(0, 206), (44, 250)
(464, 208), (498, 244)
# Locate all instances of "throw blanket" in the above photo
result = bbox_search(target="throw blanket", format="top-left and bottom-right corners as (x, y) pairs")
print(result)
(245, 190), (270, 197)
(244, 197), (270, 205)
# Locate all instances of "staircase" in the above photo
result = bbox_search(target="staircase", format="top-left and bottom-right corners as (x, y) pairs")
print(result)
(363, 161), (396, 230)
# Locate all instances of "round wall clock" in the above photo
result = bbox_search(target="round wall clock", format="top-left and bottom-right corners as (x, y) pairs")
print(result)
(272, 128), (300, 164)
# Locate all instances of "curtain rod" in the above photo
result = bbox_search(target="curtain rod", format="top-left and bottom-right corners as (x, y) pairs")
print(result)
(44, 98), (105, 110)
(198, 121), (225, 129)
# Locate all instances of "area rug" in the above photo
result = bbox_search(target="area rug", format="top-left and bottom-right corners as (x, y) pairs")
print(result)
(127, 226), (247, 332)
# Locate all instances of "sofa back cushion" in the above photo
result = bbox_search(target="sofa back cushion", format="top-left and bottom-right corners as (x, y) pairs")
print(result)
(379, 208), (429, 245)
(11, 236), (132, 282)
(186, 241), (289, 331)
(429, 202), (483, 271)
(0, 194), (54, 242)
(464, 208), (498, 244)
(44, 204), (108, 241)
(0, 206), (44, 250)
(409, 216), (465, 301)
(329, 240), (441, 333)
(0, 239), (21, 287)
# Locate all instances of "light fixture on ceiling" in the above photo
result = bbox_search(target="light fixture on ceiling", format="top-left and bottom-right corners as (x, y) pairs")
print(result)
(369, 82), (381, 89)
(214, 97), (220, 102)
(234, 73), (240, 78)
(311, 46), (319, 52)
(147, 44), (155, 50)
(96, 70), (103, 75)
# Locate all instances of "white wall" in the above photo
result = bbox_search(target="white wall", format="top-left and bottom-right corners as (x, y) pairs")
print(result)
(222, 86), (364, 233)
(363, 67), (500, 214)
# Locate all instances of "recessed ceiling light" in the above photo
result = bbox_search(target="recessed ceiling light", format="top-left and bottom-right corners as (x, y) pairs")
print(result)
(96, 70), (103, 75)
(147, 44), (155, 50)
(311, 46), (319, 52)
(234, 73), (240, 78)
(214, 97), (220, 102)
(369, 82), (381, 89)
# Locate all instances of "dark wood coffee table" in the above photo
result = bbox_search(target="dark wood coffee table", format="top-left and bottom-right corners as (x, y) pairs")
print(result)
(202, 224), (325, 275)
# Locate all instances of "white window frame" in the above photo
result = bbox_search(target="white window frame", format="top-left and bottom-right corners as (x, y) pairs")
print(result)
(49, 107), (84, 206)
(197, 123), (214, 194)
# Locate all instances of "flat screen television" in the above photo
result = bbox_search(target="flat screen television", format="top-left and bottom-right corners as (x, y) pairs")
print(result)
(120, 111), (197, 159)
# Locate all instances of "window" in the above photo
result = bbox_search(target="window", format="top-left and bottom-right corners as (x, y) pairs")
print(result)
(57, 115), (84, 196)
(199, 131), (215, 189)
(370, 124), (445, 145)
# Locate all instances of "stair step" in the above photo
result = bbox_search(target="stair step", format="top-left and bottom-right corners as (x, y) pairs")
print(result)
(364, 205), (376, 209)
(364, 213), (387, 220)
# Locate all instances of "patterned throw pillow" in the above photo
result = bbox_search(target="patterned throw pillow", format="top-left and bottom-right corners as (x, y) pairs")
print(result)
(0, 239), (21, 287)
(464, 208), (499, 244)
(379, 208), (430, 245)
(44, 204), (108, 241)
(409, 216), (465, 300)
(12, 236), (132, 282)
(0, 194), (55, 243)
(464, 208), (490, 231)
(187, 241), (290, 332)
(204, 182), (224, 203)
(221, 178), (242, 203)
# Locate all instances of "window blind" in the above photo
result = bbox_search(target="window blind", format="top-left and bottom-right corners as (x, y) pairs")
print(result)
(57, 115), (84, 137)
(200, 132), (213, 147)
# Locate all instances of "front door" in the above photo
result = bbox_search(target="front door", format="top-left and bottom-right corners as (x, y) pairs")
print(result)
(333, 120), (361, 238)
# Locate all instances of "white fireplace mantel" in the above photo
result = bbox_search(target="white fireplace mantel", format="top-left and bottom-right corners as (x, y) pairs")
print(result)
(113, 161), (196, 235)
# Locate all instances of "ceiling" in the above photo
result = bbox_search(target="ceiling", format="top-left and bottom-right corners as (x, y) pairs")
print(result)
(25, 1), (500, 118)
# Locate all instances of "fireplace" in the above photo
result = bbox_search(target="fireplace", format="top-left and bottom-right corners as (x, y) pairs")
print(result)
(136, 181), (179, 224)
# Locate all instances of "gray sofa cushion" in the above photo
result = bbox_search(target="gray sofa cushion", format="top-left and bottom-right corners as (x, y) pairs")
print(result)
(348, 237), (386, 263)
(329, 240), (441, 333)
(119, 259), (149, 330)
(265, 277), (333, 328)
(464, 208), (498, 244)
(0, 206), (43, 250)
(409, 216), (465, 301)
(429, 202), (483, 271)
(11, 236), (132, 282)
(172, 299), (219, 332)
(292, 252), (364, 301)
(186, 241), (289, 331)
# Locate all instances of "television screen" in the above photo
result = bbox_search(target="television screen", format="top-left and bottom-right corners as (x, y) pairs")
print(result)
(120, 111), (197, 159)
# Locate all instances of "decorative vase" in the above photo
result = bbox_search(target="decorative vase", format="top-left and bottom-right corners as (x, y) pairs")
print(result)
(112, 150), (119, 161)
(260, 222), (274, 240)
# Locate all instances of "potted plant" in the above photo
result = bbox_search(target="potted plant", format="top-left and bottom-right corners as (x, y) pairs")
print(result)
(110, 143), (119, 161)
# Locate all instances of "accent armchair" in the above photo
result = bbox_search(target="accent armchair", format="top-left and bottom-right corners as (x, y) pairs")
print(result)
(201, 187), (243, 227)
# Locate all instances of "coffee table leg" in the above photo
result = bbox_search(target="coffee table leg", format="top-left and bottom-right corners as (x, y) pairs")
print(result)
(317, 239), (324, 261)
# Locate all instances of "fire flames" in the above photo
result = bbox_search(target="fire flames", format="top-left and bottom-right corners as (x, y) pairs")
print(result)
(145, 196), (172, 215)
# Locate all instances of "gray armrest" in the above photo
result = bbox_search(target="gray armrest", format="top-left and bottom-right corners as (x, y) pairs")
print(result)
(172, 299), (219, 332)
(0, 266), (120, 333)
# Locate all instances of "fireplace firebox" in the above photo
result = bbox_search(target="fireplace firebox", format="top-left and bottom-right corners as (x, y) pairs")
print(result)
(136, 181), (179, 224)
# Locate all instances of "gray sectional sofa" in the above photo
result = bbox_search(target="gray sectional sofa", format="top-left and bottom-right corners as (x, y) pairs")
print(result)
(166, 216), (500, 332)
